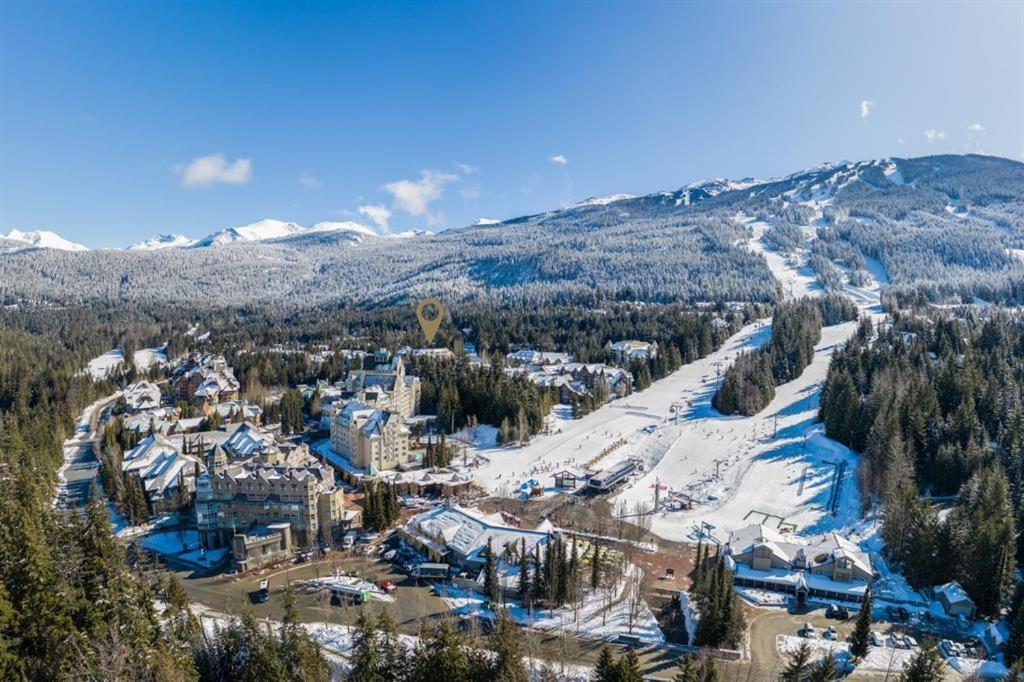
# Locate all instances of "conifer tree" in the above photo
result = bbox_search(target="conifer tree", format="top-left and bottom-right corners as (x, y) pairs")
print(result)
(617, 648), (644, 682)
(593, 646), (617, 682)
(850, 589), (872, 658)
(350, 610), (381, 681)
(898, 643), (945, 682)
(674, 654), (698, 682)
(483, 539), (500, 603)
(518, 539), (531, 607)
(590, 544), (602, 591)
(807, 650), (840, 682)
(489, 608), (528, 682)
(780, 641), (811, 682)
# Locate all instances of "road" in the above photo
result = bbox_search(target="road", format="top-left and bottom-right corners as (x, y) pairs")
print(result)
(54, 393), (120, 510)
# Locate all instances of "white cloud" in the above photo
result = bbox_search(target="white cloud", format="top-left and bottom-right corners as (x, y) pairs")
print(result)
(456, 163), (479, 175)
(299, 173), (322, 189)
(967, 122), (985, 132)
(924, 129), (947, 142)
(550, 154), (569, 166)
(897, 138), (907, 145)
(358, 204), (391, 231)
(178, 153), (252, 187)
(859, 100), (875, 118)
(382, 170), (458, 217)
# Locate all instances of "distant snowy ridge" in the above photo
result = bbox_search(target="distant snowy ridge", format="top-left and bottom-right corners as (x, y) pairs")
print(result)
(473, 218), (501, 226)
(573, 193), (637, 208)
(129, 234), (196, 250)
(2, 229), (89, 251)
(191, 219), (382, 248)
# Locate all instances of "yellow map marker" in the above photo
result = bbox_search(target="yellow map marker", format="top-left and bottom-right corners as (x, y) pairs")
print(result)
(415, 298), (445, 344)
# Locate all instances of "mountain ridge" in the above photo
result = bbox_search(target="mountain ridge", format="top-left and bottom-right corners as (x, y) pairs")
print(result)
(2, 154), (1022, 308)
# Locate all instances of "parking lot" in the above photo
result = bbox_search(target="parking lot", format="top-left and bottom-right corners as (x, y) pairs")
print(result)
(176, 544), (451, 633)
(748, 602), (982, 681)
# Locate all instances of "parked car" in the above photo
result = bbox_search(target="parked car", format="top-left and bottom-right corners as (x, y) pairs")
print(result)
(871, 631), (886, 647)
(826, 604), (850, 620)
(801, 623), (817, 639)
(904, 635), (918, 649)
(378, 580), (396, 594)
(825, 626), (838, 640)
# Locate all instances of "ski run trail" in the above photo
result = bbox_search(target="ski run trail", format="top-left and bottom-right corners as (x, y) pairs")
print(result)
(471, 211), (889, 548)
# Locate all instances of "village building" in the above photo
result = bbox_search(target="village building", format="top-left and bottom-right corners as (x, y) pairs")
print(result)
(195, 456), (352, 551)
(122, 381), (162, 413)
(330, 400), (412, 473)
(401, 504), (550, 577)
(230, 522), (293, 572)
(121, 434), (205, 514)
(344, 353), (420, 418)
(172, 353), (240, 408)
(505, 361), (632, 405)
(935, 581), (977, 618)
(724, 524), (873, 604)
(506, 349), (572, 367)
(606, 340), (658, 363)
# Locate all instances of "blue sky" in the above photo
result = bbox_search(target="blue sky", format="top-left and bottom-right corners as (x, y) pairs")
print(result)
(1, 1), (1021, 248)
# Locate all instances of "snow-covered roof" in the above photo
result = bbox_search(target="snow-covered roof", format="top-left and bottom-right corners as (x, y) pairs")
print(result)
(223, 423), (276, 458)
(728, 524), (872, 577)
(123, 381), (162, 411)
(122, 434), (204, 500)
(404, 505), (549, 563)
(936, 581), (975, 606)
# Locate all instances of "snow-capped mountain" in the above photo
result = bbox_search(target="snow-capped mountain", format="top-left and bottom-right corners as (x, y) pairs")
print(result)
(191, 219), (381, 248)
(573, 193), (637, 208)
(473, 218), (501, 226)
(387, 229), (433, 238)
(2, 229), (89, 251)
(192, 219), (306, 248)
(129, 234), (196, 250)
(306, 221), (380, 240)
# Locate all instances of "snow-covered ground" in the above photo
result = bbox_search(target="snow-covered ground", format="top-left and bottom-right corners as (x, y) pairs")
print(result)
(777, 634), (916, 674)
(743, 217), (823, 300)
(86, 348), (125, 379)
(133, 345), (168, 370)
(435, 561), (663, 645)
(138, 528), (229, 567)
(470, 212), (889, 558)
(194, 606), (595, 681)
(609, 218), (890, 545)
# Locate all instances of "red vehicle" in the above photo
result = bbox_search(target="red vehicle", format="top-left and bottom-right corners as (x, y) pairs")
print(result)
(378, 580), (396, 594)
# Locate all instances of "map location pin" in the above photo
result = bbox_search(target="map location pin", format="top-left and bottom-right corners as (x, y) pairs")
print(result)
(415, 298), (445, 344)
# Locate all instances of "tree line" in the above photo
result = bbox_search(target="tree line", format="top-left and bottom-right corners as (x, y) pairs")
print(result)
(713, 296), (857, 416)
(819, 308), (1024, 616)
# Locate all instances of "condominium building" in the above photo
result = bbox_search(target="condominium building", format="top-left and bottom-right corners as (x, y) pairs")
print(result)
(330, 399), (412, 472)
(195, 459), (350, 550)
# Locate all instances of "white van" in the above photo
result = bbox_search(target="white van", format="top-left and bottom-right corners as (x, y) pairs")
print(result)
(342, 530), (358, 549)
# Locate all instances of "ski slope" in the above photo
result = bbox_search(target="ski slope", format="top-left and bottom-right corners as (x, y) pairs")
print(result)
(470, 319), (772, 497)
(613, 318), (863, 542)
